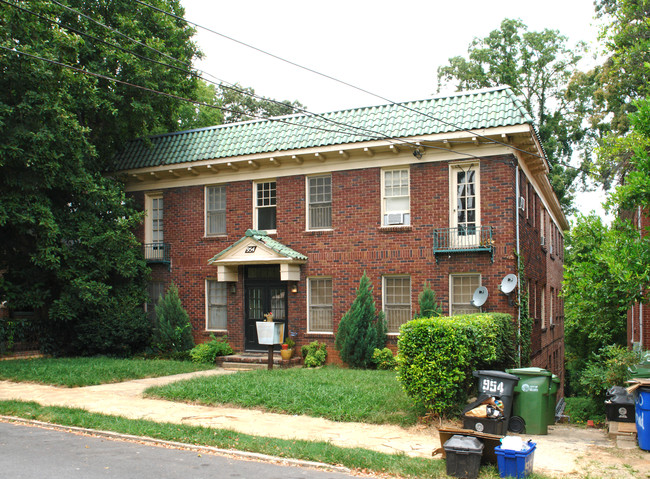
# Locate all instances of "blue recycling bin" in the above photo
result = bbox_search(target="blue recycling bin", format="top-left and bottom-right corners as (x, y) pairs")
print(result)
(636, 387), (650, 451)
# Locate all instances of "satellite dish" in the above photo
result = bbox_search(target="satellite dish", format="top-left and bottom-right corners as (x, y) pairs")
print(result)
(471, 287), (489, 307)
(499, 274), (518, 294)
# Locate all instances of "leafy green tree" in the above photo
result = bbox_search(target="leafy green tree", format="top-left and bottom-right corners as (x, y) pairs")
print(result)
(152, 283), (195, 353)
(0, 0), (199, 354)
(220, 83), (305, 124)
(176, 80), (224, 130)
(415, 282), (442, 318)
(335, 273), (387, 369)
(437, 18), (585, 211)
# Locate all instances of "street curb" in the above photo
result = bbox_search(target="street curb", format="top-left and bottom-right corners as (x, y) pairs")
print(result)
(1, 415), (351, 474)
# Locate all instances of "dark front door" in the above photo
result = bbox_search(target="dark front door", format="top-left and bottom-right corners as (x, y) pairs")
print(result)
(244, 267), (287, 351)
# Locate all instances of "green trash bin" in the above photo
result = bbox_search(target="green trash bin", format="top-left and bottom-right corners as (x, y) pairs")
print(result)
(506, 367), (553, 435)
(546, 374), (560, 427)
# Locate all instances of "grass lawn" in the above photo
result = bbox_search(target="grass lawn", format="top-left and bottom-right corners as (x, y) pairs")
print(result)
(146, 366), (426, 427)
(0, 400), (499, 479)
(0, 357), (214, 387)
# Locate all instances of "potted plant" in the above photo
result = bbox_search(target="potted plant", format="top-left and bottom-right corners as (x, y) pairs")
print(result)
(281, 336), (295, 360)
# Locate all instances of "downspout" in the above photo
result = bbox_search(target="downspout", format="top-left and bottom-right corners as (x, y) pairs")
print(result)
(516, 164), (522, 367)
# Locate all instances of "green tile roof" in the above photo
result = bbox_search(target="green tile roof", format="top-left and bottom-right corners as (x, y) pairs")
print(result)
(208, 229), (308, 264)
(114, 86), (533, 171)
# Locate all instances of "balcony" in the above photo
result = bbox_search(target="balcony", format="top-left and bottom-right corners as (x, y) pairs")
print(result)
(143, 242), (170, 263)
(432, 226), (494, 263)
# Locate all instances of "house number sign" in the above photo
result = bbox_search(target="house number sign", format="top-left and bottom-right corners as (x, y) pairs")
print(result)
(245, 245), (257, 253)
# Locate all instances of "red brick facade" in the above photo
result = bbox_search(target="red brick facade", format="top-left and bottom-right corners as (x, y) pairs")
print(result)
(132, 152), (566, 389)
(627, 207), (650, 350)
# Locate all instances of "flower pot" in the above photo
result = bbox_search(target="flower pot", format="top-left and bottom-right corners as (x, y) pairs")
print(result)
(280, 348), (293, 361)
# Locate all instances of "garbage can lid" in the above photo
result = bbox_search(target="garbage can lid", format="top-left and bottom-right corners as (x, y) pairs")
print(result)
(473, 370), (520, 381)
(443, 435), (484, 454)
(506, 367), (553, 377)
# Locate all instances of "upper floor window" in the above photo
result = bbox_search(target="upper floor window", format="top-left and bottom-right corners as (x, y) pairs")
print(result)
(308, 175), (332, 230)
(308, 277), (333, 333)
(450, 163), (480, 238)
(383, 276), (411, 333)
(450, 274), (480, 315)
(206, 185), (226, 236)
(144, 192), (165, 260)
(254, 180), (276, 232)
(382, 168), (410, 226)
(207, 280), (227, 331)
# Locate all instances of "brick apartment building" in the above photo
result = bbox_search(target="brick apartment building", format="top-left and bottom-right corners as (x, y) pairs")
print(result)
(626, 207), (650, 350)
(114, 86), (568, 381)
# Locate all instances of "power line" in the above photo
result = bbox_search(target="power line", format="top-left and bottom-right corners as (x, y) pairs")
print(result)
(133, 0), (548, 163)
(2, 0), (482, 160)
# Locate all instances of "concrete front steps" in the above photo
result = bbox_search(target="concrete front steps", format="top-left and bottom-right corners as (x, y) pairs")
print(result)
(216, 352), (302, 371)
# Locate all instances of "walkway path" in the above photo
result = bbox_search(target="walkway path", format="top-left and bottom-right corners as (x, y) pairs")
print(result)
(0, 369), (647, 477)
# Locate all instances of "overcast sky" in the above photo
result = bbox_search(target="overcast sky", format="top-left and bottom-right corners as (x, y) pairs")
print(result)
(180, 0), (608, 220)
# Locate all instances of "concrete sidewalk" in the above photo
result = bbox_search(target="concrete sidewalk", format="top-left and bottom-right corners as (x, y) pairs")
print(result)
(0, 369), (645, 478)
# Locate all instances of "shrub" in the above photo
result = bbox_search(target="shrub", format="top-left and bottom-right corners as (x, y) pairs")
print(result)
(372, 348), (397, 370)
(397, 313), (516, 416)
(414, 282), (443, 318)
(301, 341), (327, 368)
(564, 396), (606, 424)
(335, 272), (387, 368)
(152, 283), (195, 353)
(578, 345), (641, 402)
(189, 335), (234, 363)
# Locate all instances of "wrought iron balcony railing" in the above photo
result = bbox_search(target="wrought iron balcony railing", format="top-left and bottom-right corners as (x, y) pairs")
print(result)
(432, 226), (494, 263)
(143, 242), (170, 263)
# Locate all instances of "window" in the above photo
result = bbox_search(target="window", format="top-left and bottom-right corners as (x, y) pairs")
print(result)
(207, 280), (227, 331)
(206, 185), (226, 235)
(382, 168), (410, 226)
(308, 278), (333, 333)
(450, 163), (480, 240)
(146, 281), (166, 323)
(383, 276), (411, 333)
(450, 274), (480, 315)
(254, 180), (276, 231)
(540, 208), (546, 246)
(145, 193), (164, 260)
(549, 287), (555, 327)
(307, 175), (332, 230)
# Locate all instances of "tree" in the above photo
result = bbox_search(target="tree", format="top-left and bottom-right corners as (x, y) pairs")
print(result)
(152, 283), (195, 353)
(0, 0), (200, 354)
(335, 273), (387, 369)
(437, 18), (586, 211)
(577, 0), (650, 188)
(415, 282), (442, 318)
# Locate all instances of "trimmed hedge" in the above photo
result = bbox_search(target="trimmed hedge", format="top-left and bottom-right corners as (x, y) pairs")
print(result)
(397, 313), (516, 415)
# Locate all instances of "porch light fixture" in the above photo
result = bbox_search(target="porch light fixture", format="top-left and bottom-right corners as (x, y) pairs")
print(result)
(290, 283), (298, 293)
(412, 148), (422, 160)
(230, 283), (237, 295)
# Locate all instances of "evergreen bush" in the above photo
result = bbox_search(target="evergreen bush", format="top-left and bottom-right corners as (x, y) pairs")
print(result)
(189, 335), (234, 363)
(414, 282), (443, 318)
(152, 283), (195, 353)
(335, 273), (387, 369)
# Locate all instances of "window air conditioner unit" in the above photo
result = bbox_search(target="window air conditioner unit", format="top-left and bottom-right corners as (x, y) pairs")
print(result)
(519, 196), (525, 211)
(386, 213), (405, 225)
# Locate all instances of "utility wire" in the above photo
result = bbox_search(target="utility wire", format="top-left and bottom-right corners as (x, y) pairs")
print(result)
(3, 0), (482, 160)
(133, 0), (548, 162)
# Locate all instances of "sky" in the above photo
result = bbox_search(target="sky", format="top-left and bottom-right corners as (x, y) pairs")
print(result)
(180, 0), (609, 221)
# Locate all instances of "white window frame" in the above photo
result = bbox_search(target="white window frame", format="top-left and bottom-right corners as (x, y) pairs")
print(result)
(307, 277), (333, 334)
(381, 168), (410, 226)
(253, 180), (277, 233)
(307, 174), (332, 231)
(541, 287), (546, 329)
(449, 161), (480, 245)
(383, 275), (412, 334)
(206, 279), (228, 332)
(205, 185), (226, 236)
(144, 192), (163, 245)
(449, 273), (481, 316)
(549, 287), (555, 327)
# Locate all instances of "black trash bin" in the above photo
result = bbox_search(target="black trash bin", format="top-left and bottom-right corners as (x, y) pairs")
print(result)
(606, 390), (635, 423)
(462, 370), (519, 435)
(443, 435), (484, 479)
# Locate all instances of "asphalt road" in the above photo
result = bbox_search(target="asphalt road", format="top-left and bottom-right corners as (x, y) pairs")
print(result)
(0, 421), (358, 479)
